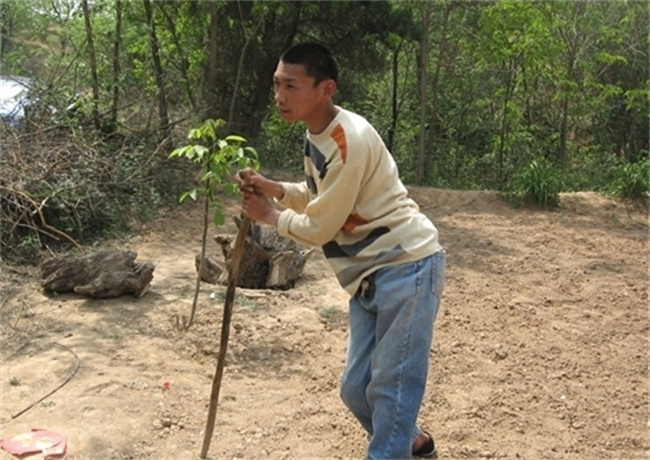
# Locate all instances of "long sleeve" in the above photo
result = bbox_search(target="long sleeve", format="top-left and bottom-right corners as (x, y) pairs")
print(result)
(277, 181), (311, 213)
(276, 108), (442, 295)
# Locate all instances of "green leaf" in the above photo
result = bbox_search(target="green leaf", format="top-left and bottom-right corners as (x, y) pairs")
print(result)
(179, 188), (199, 203)
(194, 145), (209, 158)
(225, 134), (247, 143)
(213, 211), (226, 226)
(223, 183), (238, 196)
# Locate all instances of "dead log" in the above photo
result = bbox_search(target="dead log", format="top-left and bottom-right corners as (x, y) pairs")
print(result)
(202, 220), (313, 289)
(194, 255), (223, 284)
(40, 249), (154, 298)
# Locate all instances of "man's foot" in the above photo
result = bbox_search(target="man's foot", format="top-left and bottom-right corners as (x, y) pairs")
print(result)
(412, 431), (437, 458)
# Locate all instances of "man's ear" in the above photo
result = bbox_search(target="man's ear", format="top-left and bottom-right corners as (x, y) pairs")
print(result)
(321, 79), (337, 99)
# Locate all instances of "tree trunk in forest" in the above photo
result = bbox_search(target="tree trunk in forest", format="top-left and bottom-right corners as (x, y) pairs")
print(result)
(143, 0), (171, 144)
(426, 2), (453, 182)
(497, 59), (516, 188)
(558, 32), (578, 168)
(109, 0), (122, 132)
(416, 2), (431, 185)
(40, 250), (154, 298)
(157, 2), (197, 114)
(227, 2), (264, 132)
(246, 7), (300, 139)
(556, 2), (586, 167)
(81, 0), (101, 131)
(387, 40), (402, 153)
(205, 2), (220, 120)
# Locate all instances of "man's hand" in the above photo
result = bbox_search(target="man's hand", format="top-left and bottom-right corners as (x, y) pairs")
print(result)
(241, 189), (281, 227)
(236, 168), (284, 200)
(236, 168), (282, 227)
(236, 168), (258, 194)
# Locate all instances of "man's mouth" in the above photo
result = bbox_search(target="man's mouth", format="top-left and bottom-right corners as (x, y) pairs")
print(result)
(278, 108), (292, 119)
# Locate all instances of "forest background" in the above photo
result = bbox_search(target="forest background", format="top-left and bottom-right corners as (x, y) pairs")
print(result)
(1, 0), (648, 264)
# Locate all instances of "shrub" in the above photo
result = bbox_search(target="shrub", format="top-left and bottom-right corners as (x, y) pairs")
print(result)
(512, 157), (561, 208)
(607, 158), (649, 204)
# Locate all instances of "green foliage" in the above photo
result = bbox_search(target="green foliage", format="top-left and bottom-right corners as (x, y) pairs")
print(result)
(258, 110), (304, 172)
(560, 145), (619, 192)
(169, 118), (259, 330)
(169, 118), (260, 226)
(607, 158), (649, 204)
(1, 124), (178, 265)
(1, 0), (647, 207)
(512, 157), (562, 208)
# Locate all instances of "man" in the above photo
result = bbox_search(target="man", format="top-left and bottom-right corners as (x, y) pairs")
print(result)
(237, 42), (445, 460)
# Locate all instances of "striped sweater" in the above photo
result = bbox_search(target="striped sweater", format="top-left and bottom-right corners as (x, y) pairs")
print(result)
(276, 107), (442, 296)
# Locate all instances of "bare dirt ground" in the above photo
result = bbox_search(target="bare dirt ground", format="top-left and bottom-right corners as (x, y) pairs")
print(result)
(1, 187), (648, 460)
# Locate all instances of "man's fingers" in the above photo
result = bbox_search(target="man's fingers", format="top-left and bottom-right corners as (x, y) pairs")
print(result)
(238, 168), (255, 182)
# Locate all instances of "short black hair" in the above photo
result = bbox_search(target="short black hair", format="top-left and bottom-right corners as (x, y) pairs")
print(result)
(280, 42), (339, 85)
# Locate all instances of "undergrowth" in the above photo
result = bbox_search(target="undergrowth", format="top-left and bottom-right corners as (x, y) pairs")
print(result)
(0, 123), (191, 265)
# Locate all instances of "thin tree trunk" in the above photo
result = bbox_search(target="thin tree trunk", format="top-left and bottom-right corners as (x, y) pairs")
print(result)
(559, 32), (577, 167)
(556, 2), (585, 167)
(185, 196), (211, 330)
(227, 0), (264, 132)
(497, 59), (515, 188)
(109, 0), (122, 132)
(205, 2), (220, 120)
(143, 0), (171, 143)
(156, 2), (197, 114)
(81, 0), (101, 131)
(246, 6), (300, 139)
(559, 40), (577, 168)
(426, 1), (453, 182)
(387, 39), (402, 153)
(417, 2), (431, 185)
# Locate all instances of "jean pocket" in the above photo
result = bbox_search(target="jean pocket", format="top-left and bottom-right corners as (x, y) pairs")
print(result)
(430, 250), (446, 300)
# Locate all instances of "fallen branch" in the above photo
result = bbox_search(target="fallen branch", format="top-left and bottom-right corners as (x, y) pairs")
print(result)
(8, 188), (84, 253)
(11, 342), (81, 419)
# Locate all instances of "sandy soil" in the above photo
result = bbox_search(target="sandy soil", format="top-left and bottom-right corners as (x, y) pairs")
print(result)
(1, 187), (648, 460)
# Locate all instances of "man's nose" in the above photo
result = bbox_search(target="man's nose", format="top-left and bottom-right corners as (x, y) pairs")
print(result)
(274, 88), (285, 104)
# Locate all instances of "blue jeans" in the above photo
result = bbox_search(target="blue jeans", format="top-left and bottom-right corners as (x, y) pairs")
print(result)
(340, 250), (445, 460)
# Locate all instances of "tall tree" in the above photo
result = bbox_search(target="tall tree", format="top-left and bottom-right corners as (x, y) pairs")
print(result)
(425, 1), (455, 184)
(156, 1), (198, 115)
(553, 2), (588, 166)
(386, 33), (403, 153)
(109, 0), (122, 132)
(143, 0), (170, 143)
(204, 1), (220, 120)
(81, 0), (101, 131)
(227, 0), (264, 130)
(416, 1), (432, 185)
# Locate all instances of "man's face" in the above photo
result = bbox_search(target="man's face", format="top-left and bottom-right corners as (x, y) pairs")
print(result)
(273, 61), (327, 124)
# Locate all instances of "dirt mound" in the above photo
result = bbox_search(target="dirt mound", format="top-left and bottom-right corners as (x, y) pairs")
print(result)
(1, 189), (648, 460)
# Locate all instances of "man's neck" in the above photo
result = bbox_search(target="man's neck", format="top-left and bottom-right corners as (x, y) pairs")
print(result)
(306, 104), (339, 135)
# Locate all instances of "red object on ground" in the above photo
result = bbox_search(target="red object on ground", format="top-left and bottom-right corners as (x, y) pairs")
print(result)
(162, 381), (171, 391)
(0, 427), (67, 459)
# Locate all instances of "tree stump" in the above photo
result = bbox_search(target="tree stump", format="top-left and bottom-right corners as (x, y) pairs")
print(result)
(194, 255), (223, 285)
(202, 219), (313, 289)
(40, 249), (154, 298)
